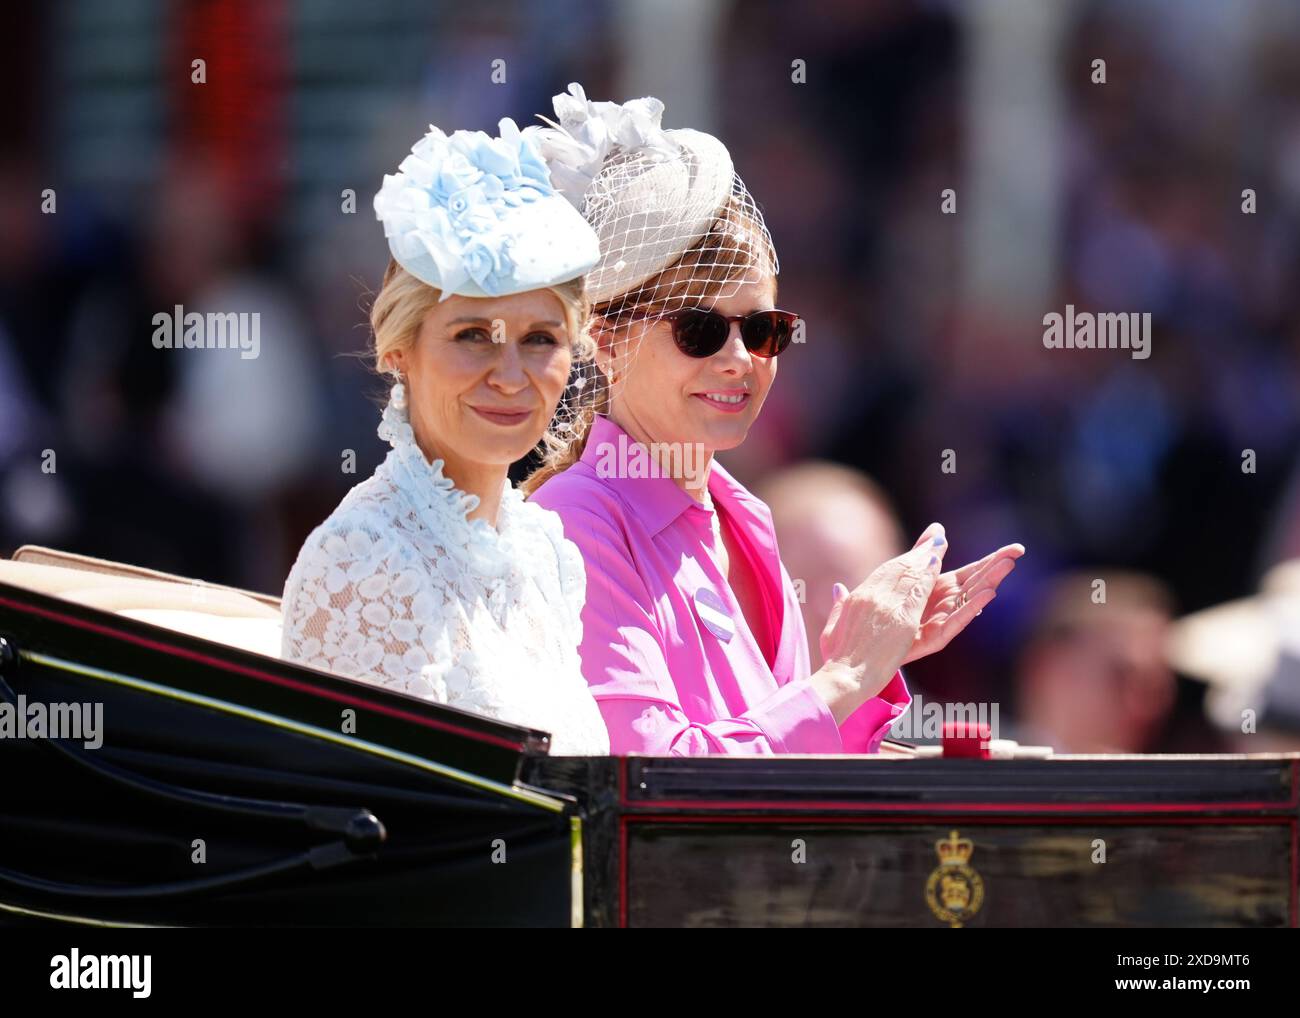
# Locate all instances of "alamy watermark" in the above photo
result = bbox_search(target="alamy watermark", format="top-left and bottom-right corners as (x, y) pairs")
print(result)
(50, 950), (150, 997)
(887, 694), (1000, 742)
(1043, 304), (1150, 360)
(0, 695), (102, 749)
(152, 304), (260, 359)
(593, 435), (709, 492)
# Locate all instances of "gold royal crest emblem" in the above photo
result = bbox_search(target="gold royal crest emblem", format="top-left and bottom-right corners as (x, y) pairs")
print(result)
(924, 829), (985, 927)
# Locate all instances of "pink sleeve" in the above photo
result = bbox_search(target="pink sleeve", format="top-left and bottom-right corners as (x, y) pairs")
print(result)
(551, 504), (845, 755)
(837, 669), (912, 753)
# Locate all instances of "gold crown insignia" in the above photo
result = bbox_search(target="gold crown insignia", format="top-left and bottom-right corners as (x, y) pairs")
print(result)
(935, 830), (974, 866)
(940, 873), (972, 909)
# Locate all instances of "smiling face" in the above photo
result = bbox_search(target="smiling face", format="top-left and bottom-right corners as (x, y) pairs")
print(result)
(389, 288), (573, 479)
(600, 269), (779, 456)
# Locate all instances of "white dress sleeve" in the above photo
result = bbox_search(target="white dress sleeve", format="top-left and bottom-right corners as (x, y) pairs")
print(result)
(281, 511), (508, 719)
(520, 502), (611, 755)
(282, 515), (443, 699)
(534, 503), (587, 654)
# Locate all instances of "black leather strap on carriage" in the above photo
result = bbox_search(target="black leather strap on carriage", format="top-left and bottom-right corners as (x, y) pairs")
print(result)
(0, 840), (363, 902)
(0, 636), (386, 856)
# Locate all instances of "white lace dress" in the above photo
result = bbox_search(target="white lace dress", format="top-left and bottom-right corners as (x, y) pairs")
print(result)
(280, 392), (610, 755)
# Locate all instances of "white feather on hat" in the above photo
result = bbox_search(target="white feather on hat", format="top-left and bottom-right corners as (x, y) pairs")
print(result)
(533, 83), (742, 305)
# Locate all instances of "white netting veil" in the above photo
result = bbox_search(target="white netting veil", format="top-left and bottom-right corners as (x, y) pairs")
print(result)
(522, 84), (779, 479)
(580, 128), (733, 305)
(532, 83), (778, 317)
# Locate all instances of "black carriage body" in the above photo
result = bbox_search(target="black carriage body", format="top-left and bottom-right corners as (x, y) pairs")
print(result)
(524, 755), (1298, 927)
(0, 580), (576, 928)
(1, 579), (1297, 928)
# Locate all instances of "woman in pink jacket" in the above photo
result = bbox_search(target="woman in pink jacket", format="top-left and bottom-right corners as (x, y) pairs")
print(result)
(524, 85), (1023, 755)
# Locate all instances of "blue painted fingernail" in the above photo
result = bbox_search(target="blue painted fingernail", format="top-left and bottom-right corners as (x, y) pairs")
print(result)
(932, 535), (945, 546)
(929, 554), (937, 566)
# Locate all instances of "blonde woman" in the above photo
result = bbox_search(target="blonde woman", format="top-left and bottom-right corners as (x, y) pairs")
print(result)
(526, 86), (1024, 755)
(281, 117), (610, 754)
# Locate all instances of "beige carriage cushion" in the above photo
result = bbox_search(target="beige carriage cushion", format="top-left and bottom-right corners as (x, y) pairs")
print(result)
(0, 559), (278, 618)
(0, 558), (285, 657)
(10, 544), (282, 611)
(0, 558), (134, 597)
(58, 581), (280, 618)
(116, 609), (284, 658)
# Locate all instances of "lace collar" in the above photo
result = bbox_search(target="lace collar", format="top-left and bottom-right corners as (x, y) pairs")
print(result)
(376, 386), (532, 583)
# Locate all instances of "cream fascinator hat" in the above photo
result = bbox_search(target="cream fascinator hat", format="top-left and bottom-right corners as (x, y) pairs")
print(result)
(373, 116), (600, 299)
(1167, 559), (1300, 734)
(533, 83), (776, 313)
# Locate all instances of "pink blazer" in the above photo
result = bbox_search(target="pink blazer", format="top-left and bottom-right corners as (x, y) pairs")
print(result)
(531, 414), (911, 755)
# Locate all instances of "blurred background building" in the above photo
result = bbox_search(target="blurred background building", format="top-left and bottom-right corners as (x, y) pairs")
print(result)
(4, 0), (1300, 752)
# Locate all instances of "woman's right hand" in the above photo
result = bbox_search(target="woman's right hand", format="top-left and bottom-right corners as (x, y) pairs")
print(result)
(811, 523), (949, 723)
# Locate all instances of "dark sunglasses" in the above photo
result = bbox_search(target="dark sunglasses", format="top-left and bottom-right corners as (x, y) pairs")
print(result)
(618, 307), (800, 359)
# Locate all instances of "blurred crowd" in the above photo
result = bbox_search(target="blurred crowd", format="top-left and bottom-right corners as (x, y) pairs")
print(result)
(4, 0), (1300, 752)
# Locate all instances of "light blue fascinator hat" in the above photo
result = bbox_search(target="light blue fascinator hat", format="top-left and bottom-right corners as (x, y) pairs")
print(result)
(373, 117), (600, 300)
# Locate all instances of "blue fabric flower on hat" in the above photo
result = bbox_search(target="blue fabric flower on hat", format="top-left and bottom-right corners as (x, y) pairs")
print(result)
(373, 116), (595, 299)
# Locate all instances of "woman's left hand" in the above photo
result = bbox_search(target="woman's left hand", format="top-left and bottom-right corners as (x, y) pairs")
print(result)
(897, 536), (1025, 666)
